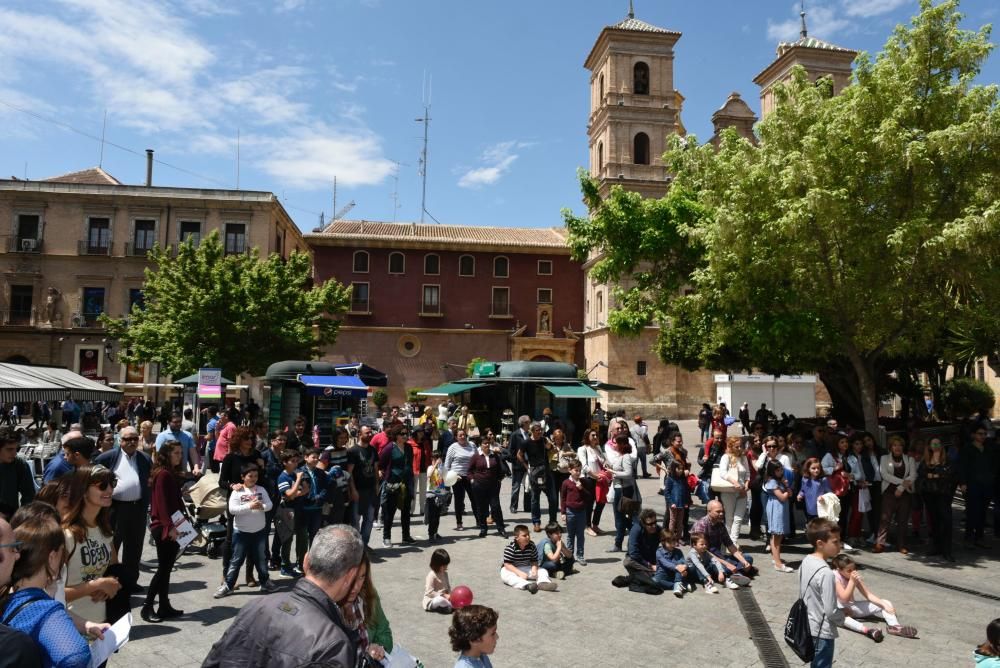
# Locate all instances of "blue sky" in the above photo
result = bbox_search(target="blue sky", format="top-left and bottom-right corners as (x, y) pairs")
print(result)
(0, 0), (997, 232)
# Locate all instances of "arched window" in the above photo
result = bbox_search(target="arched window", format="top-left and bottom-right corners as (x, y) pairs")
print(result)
(633, 62), (649, 95)
(388, 252), (405, 274)
(634, 133), (650, 165)
(458, 254), (475, 277)
(598, 73), (605, 103)
(597, 141), (604, 172)
(424, 253), (440, 275)
(596, 291), (603, 316)
(352, 250), (369, 273)
(493, 256), (509, 278)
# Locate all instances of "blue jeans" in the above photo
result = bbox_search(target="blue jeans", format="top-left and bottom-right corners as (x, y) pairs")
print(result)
(652, 567), (687, 589)
(688, 559), (721, 584)
(355, 487), (377, 547)
(565, 508), (586, 558)
(712, 549), (754, 573)
(226, 528), (269, 588)
(541, 557), (575, 577)
(611, 486), (636, 549)
(812, 637), (834, 668)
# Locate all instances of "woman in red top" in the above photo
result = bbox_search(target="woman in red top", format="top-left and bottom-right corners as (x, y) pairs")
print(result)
(142, 439), (186, 623)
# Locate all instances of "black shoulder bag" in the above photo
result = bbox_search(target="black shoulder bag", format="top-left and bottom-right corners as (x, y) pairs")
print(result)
(784, 566), (827, 662)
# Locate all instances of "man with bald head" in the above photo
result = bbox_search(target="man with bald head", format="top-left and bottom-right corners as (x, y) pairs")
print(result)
(0, 514), (42, 667)
(96, 425), (152, 597)
(690, 500), (756, 583)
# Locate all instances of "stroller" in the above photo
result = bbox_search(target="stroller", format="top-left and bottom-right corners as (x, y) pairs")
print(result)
(183, 472), (228, 558)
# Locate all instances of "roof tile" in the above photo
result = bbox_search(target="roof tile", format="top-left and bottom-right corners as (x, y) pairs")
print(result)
(609, 16), (678, 35)
(311, 220), (569, 248)
(42, 167), (123, 185)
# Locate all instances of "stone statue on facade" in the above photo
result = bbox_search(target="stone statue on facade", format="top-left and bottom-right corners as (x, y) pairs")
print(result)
(43, 287), (62, 326)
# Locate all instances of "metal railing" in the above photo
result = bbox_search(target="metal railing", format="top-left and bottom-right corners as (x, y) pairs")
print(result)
(419, 300), (442, 315)
(77, 240), (112, 256)
(0, 309), (34, 326)
(124, 242), (152, 257)
(5, 236), (43, 253)
(349, 297), (372, 314)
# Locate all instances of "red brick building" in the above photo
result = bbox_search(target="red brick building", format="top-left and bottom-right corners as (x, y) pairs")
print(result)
(308, 221), (585, 404)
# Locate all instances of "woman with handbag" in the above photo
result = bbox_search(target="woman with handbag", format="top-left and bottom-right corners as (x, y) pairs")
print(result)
(713, 437), (749, 545)
(605, 433), (637, 553)
(142, 440), (186, 623)
(379, 425), (415, 548)
(577, 429), (608, 536)
(552, 429), (575, 495)
(445, 430), (479, 532)
(469, 437), (508, 538)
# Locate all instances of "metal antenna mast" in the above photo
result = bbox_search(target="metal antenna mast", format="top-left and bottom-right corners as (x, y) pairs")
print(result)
(416, 73), (432, 224)
(800, 0), (808, 38)
(98, 110), (107, 168)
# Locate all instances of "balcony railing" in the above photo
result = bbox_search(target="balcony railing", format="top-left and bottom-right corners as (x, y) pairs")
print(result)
(124, 242), (152, 257)
(489, 305), (513, 318)
(418, 301), (442, 316)
(78, 240), (112, 256)
(6, 237), (43, 253)
(0, 309), (34, 326)
(349, 297), (372, 315)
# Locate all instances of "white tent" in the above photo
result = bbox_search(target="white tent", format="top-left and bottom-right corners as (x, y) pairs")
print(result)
(0, 363), (123, 403)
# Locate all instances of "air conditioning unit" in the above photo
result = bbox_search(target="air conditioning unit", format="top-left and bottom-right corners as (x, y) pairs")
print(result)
(20, 238), (36, 251)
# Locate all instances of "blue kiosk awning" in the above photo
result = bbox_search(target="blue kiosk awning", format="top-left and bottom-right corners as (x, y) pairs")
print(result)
(297, 374), (369, 399)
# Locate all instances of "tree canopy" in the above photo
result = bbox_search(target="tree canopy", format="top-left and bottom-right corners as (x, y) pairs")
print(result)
(564, 0), (1000, 432)
(102, 230), (351, 378)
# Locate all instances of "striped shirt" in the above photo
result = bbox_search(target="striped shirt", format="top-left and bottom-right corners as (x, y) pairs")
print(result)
(445, 442), (477, 476)
(502, 540), (538, 568)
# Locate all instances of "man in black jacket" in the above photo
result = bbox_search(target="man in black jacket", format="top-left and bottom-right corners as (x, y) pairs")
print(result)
(203, 525), (363, 668)
(506, 415), (532, 514)
(94, 426), (151, 597)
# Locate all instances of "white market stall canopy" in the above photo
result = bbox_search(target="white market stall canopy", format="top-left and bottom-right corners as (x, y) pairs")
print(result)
(0, 363), (124, 403)
(714, 373), (818, 419)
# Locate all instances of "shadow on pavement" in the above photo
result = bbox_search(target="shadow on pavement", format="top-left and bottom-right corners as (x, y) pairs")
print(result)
(130, 623), (182, 640)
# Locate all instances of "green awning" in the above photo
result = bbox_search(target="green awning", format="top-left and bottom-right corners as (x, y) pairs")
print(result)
(542, 383), (599, 399)
(418, 382), (490, 397)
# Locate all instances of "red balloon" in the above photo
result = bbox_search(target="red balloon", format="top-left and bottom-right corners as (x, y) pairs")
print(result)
(451, 585), (474, 609)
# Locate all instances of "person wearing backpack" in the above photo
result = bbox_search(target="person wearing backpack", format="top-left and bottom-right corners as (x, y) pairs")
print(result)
(798, 518), (844, 667)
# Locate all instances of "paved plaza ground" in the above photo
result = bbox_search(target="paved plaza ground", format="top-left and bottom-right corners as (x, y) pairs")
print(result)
(116, 422), (998, 667)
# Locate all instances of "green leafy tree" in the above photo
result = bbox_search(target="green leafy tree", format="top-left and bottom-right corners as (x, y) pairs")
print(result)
(102, 230), (351, 378)
(466, 356), (488, 377)
(940, 377), (995, 417)
(371, 389), (388, 409)
(564, 0), (1000, 433)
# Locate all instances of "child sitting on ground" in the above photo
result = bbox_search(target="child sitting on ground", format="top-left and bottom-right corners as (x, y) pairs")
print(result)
(450, 604), (499, 668)
(538, 522), (576, 580)
(500, 525), (557, 594)
(974, 618), (1000, 666)
(832, 554), (918, 641)
(423, 548), (453, 613)
(653, 529), (692, 597)
(686, 533), (734, 594)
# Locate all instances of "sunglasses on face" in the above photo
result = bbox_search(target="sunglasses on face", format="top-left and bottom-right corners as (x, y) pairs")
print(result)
(643, 521), (657, 527)
(121, 436), (139, 442)
(91, 478), (118, 490)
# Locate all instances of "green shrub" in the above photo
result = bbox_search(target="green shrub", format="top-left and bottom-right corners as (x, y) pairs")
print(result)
(371, 389), (388, 408)
(940, 377), (995, 417)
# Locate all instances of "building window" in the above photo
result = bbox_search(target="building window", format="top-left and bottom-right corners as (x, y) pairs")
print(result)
(8, 285), (32, 325)
(977, 360), (986, 382)
(637, 361), (647, 376)
(596, 291), (603, 315)
(599, 73), (605, 102)
(14, 214), (41, 251)
(458, 254), (475, 277)
(350, 282), (370, 313)
(388, 252), (405, 274)
(86, 217), (111, 253)
(421, 284), (441, 314)
(597, 141), (603, 173)
(224, 223), (247, 255)
(633, 61), (649, 95)
(537, 260), (553, 275)
(537, 288), (553, 304)
(82, 287), (105, 326)
(132, 219), (156, 254)
(491, 287), (510, 316)
(128, 288), (145, 313)
(493, 256), (509, 278)
(634, 133), (650, 165)
(179, 221), (201, 246)
(353, 250), (370, 273)
(424, 253), (440, 276)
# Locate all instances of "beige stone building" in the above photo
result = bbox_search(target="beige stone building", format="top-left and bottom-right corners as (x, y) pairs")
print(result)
(581, 9), (849, 418)
(0, 165), (308, 399)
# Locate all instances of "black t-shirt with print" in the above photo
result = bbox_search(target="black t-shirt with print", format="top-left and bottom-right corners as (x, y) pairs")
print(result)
(347, 444), (378, 491)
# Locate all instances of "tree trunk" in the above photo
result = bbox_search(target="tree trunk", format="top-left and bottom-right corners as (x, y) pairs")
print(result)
(818, 360), (864, 426)
(847, 349), (880, 435)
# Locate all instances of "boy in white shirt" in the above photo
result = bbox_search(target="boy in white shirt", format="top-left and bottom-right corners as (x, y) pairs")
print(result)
(216, 463), (275, 597)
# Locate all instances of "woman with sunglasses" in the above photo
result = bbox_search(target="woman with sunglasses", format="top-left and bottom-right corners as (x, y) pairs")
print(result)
(141, 440), (186, 622)
(2, 508), (92, 668)
(378, 425), (415, 548)
(63, 465), (120, 624)
(577, 428), (609, 537)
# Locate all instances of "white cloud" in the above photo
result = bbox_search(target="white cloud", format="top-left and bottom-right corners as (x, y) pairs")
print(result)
(174, 0), (240, 17)
(275, 0), (308, 12)
(0, 0), (392, 191)
(457, 140), (532, 189)
(767, 3), (850, 42)
(842, 0), (911, 18)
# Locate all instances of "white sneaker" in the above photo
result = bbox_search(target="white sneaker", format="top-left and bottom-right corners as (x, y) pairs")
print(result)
(705, 583), (719, 594)
(382, 538), (392, 548)
(842, 542), (856, 552)
(373, 520), (383, 529)
(214, 584), (232, 599)
(725, 580), (740, 590)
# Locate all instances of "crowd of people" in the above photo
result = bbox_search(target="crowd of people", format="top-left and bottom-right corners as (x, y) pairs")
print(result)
(0, 394), (998, 667)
